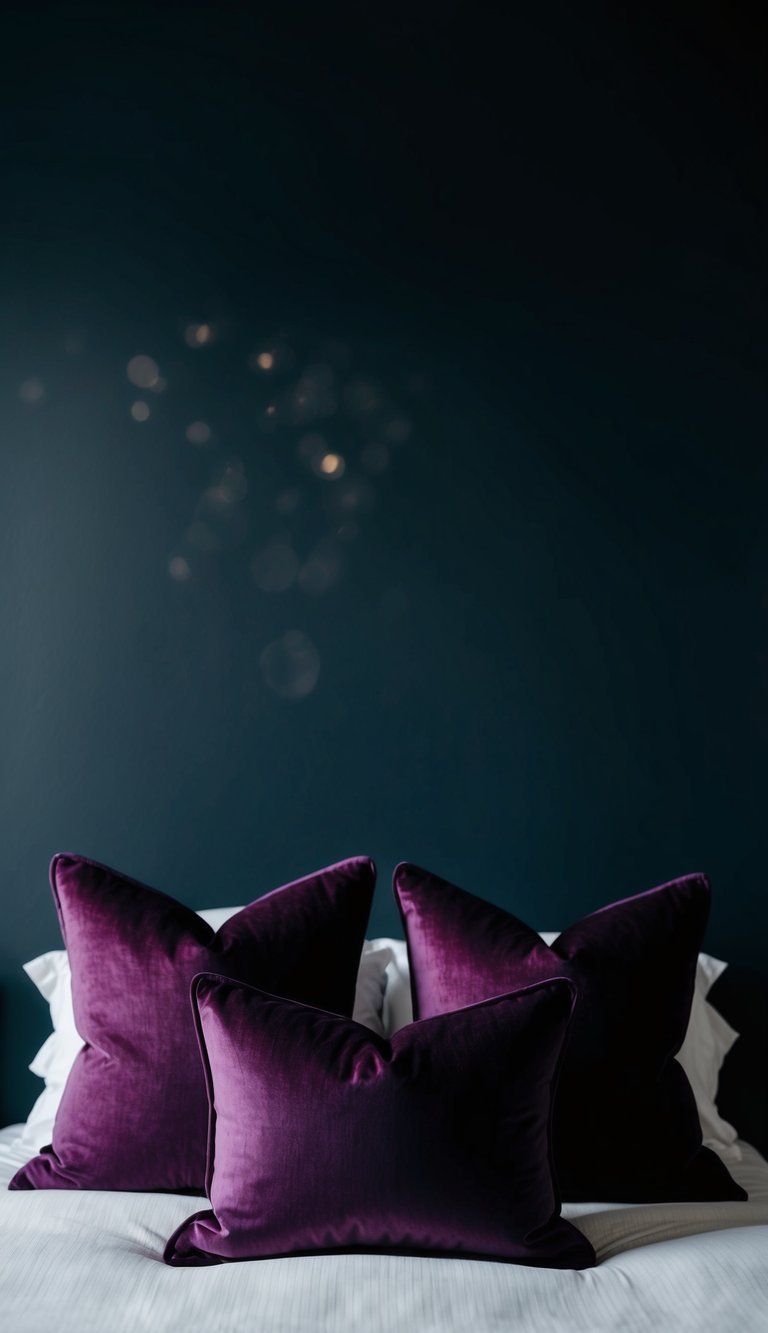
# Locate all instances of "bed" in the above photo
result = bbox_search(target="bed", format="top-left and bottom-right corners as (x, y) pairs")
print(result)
(3, 861), (768, 1333)
(1, 1125), (767, 1332)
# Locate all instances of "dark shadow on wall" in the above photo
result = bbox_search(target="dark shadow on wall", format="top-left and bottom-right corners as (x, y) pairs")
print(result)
(0, 972), (50, 1127)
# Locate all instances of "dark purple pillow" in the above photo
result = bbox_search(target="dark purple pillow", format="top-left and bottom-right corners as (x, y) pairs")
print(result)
(164, 973), (594, 1269)
(10, 852), (375, 1194)
(394, 864), (746, 1204)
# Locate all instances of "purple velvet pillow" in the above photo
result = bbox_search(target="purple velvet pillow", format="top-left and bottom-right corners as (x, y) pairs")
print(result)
(394, 864), (746, 1203)
(10, 853), (375, 1194)
(164, 973), (595, 1269)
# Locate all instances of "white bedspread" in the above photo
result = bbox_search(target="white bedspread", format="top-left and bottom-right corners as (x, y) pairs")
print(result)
(1, 1126), (767, 1333)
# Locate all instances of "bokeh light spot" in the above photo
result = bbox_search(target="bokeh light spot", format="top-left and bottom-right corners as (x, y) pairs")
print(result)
(19, 378), (46, 404)
(319, 452), (345, 477)
(248, 345), (295, 375)
(298, 435), (347, 479)
(260, 631), (320, 700)
(200, 460), (248, 512)
(186, 420), (212, 445)
(131, 400), (151, 422)
(298, 539), (342, 595)
(127, 355), (160, 388)
(184, 322), (213, 347)
(168, 556), (191, 582)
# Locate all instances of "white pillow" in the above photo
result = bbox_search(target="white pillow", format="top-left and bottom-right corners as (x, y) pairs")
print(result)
(18, 951), (82, 1152)
(19, 907), (392, 1153)
(351, 943), (394, 1036)
(677, 961), (741, 1159)
(379, 935), (742, 1160)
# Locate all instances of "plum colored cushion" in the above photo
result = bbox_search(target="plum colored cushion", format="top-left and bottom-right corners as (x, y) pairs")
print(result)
(394, 864), (746, 1203)
(377, 938), (742, 1159)
(15, 936), (393, 1157)
(10, 852), (375, 1193)
(164, 973), (595, 1269)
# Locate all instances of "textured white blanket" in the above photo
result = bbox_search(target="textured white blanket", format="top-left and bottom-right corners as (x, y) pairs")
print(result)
(2, 1127), (767, 1333)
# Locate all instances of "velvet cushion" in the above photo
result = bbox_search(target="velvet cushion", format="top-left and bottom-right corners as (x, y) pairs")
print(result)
(394, 864), (746, 1203)
(10, 853), (375, 1193)
(164, 973), (595, 1269)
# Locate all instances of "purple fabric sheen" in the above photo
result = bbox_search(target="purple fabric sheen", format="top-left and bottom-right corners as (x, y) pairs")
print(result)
(394, 864), (747, 1204)
(164, 973), (595, 1269)
(10, 853), (375, 1194)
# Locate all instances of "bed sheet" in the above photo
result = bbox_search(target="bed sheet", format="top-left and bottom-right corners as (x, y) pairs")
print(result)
(1, 1126), (767, 1333)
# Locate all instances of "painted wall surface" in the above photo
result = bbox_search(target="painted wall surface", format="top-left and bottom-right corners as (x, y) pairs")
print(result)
(1, 7), (766, 1131)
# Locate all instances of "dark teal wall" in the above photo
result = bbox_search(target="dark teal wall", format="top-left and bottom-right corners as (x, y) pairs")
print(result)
(1, 5), (767, 1124)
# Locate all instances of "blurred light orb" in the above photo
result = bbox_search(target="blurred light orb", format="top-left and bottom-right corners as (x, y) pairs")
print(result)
(298, 540), (342, 596)
(248, 345), (295, 375)
(298, 435), (346, 479)
(186, 420), (211, 445)
(202, 485), (232, 510)
(275, 488), (300, 515)
(251, 542), (300, 593)
(265, 403), (277, 417)
(260, 631), (320, 700)
(19, 377), (46, 404)
(319, 452), (345, 478)
(202, 460), (247, 512)
(126, 355), (160, 388)
(360, 442), (389, 473)
(168, 556), (191, 582)
(184, 322), (213, 347)
(149, 376), (167, 395)
(131, 400), (151, 422)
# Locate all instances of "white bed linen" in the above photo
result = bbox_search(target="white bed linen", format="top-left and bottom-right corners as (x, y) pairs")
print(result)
(1, 1128), (767, 1333)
